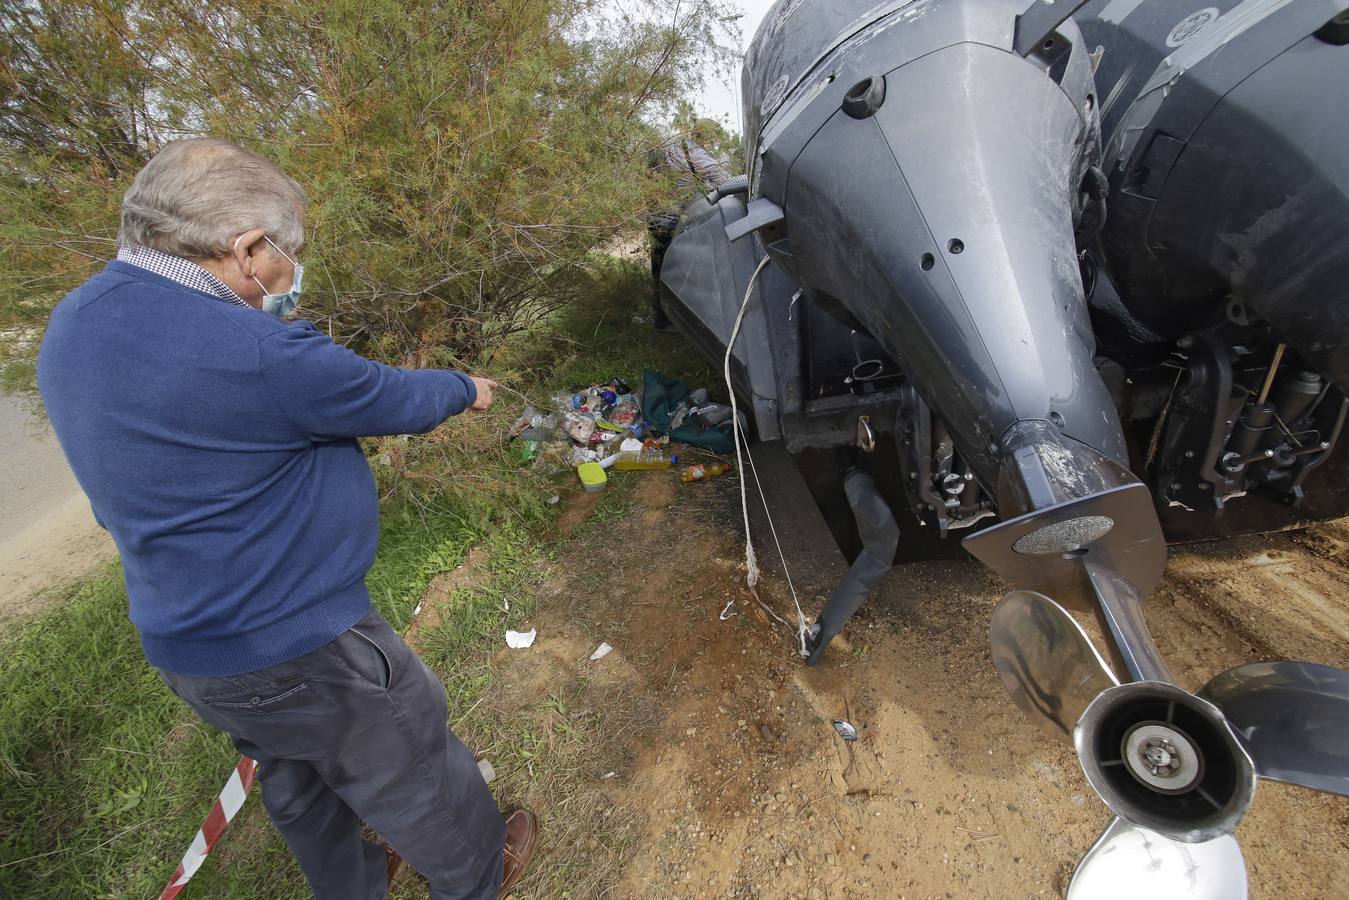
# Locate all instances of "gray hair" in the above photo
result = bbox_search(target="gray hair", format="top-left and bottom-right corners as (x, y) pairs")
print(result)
(119, 138), (307, 258)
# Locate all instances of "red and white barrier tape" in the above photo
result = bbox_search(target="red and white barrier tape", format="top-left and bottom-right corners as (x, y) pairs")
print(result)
(158, 755), (257, 899)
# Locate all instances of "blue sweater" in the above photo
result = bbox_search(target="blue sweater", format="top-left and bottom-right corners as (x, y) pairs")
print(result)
(37, 261), (477, 677)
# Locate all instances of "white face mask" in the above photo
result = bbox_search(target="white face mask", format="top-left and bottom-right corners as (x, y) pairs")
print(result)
(235, 234), (304, 317)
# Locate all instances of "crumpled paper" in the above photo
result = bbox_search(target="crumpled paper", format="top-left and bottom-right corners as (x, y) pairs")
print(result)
(505, 629), (537, 649)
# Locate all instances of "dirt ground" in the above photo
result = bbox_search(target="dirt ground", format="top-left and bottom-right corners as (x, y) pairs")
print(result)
(481, 465), (1349, 899)
(0, 393), (114, 618)
(0, 490), (114, 618)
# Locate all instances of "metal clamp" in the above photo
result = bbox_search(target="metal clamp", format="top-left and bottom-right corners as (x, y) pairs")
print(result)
(856, 415), (876, 453)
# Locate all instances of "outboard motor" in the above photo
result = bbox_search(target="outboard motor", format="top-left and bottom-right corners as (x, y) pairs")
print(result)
(738, 0), (1179, 710)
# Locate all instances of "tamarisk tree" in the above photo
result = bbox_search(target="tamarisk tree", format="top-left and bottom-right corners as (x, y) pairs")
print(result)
(0, 0), (739, 387)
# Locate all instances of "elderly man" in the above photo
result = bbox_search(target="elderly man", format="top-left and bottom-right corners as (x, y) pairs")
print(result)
(37, 138), (537, 899)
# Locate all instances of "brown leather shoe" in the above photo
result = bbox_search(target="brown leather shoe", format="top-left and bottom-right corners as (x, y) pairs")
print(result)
(499, 809), (538, 896)
(385, 844), (404, 885)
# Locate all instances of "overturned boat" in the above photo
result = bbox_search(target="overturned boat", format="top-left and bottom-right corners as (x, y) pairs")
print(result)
(657, 0), (1349, 893)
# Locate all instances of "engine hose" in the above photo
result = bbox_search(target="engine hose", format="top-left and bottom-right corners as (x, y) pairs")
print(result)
(805, 470), (899, 666)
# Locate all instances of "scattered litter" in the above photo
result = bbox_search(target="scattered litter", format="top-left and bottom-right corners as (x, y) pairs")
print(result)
(610, 397), (642, 428)
(413, 602), (423, 617)
(505, 370), (737, 479)
(669, 401), (691, 431)
(601, 770), (617, 779)
(477, 759), (496, 784)
(505, 629), (537, 649)
(641, 369), (737, 453)
(681, 462), (732, 483)
(572, 446), (601, 465)
(589, 642), (614, 661)
(691, 403), (734, 426)
(577, 461), (607, 493)
(563, 411), (597, 444)
(546, 494), (560, 505)
(719, 599), (737, 620)
(832, 720), (858, 742)
(613, 447), (677, 470)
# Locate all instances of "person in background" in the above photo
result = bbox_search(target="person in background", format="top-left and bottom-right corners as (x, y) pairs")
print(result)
(647, 125), (733, 330)
(37, 138), (537, 900)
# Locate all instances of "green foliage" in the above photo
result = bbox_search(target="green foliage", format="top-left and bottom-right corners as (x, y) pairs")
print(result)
(0, 0), (739, 389)
(671, 97), (744, 175)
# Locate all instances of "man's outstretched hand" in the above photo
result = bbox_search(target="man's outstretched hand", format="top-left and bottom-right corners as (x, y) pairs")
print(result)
(469, 377), (497, 412)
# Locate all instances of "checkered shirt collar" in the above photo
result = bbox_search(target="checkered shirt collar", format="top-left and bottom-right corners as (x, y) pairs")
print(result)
(116, 245), (251, 308)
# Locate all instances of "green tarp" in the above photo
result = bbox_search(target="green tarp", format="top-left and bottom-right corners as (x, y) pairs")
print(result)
(640, 369), (735, 454)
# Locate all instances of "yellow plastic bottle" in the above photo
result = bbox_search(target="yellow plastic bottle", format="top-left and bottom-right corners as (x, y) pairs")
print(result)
(680, 463), (732, 482)
(613, 450), (678, 471)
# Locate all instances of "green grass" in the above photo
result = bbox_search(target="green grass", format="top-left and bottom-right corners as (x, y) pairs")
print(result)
(414, 523), (547, 709)
(0, 493), (503, 899)
(0, 567), (237, 898)
(0, 256), (710, 898)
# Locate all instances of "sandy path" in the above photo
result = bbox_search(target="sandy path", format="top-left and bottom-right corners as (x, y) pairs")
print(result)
(0, 394), (114, 617)
(489, 471), (1348, 899)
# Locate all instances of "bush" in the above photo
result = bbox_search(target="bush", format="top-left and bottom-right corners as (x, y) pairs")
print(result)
(0, 0), (739, 386)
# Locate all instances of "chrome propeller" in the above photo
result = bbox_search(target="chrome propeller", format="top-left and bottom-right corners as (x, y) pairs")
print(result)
(1199, 660), (1349, 797)
(1067, 817), (1247, 900)
(988, 589), (1117, 739)
(989, 588), (1349, 897)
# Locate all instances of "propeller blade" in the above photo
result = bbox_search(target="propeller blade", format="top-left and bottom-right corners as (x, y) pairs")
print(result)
(989, 589), (1118, 740)
(1069, 817), (1248, 899)
(1199, 660), (1349, 796)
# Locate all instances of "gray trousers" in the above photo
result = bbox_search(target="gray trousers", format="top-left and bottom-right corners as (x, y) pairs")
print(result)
(159, 609), (505, 900)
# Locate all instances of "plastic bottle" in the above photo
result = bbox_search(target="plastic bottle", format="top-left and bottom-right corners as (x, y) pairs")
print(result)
(613, 449), (679, 471)
(680, 463), (732, 482)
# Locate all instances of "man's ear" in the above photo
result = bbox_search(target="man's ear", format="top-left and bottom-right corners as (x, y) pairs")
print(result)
(230, 228), (267, 278)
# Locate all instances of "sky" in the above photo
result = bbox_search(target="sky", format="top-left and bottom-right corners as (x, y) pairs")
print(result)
(693, 0), (780, 135)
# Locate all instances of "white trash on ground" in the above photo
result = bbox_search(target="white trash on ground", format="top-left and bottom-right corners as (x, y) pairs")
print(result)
(832, 719), (858, 742)
(505, 628), (537, 649)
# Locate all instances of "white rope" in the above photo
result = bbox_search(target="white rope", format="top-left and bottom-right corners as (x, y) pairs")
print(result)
(725, 254), (770, 589)
(723, 254), (810, 655)
(739, 427), (811, 654)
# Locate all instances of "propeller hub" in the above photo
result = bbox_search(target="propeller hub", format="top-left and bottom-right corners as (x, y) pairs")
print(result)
(1123, 722), (1202, 793)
